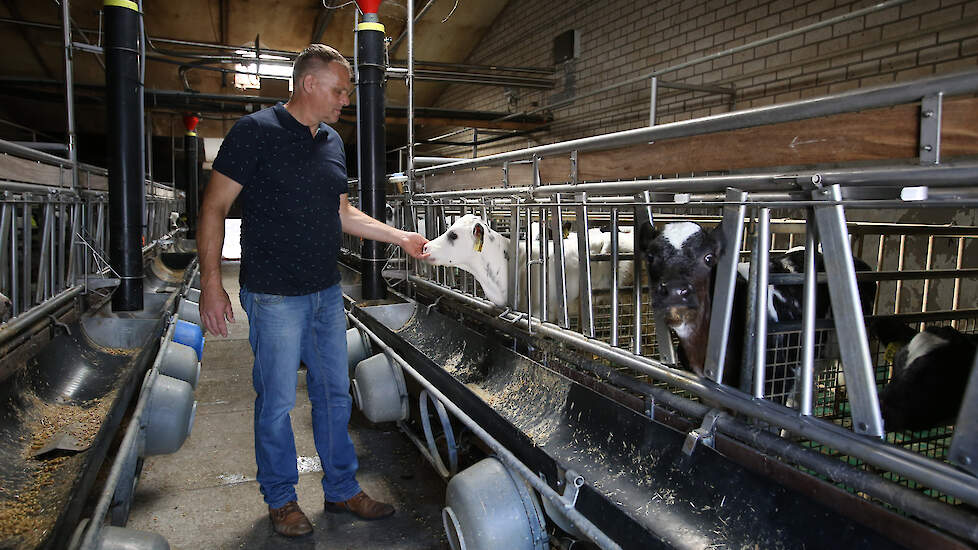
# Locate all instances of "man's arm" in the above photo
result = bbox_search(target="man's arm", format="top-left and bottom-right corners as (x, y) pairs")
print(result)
(338, 194), (429, 259)
(198, 170), (243, 337)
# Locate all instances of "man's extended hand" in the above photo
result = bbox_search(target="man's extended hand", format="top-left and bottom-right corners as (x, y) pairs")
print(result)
(399, 232), (429, 260)
(199, 283), (235, 337)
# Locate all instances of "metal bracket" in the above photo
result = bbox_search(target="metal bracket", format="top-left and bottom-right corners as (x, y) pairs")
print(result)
(949, 350), (978, 477)
(47, 314), (72, 336)
(682, 409), (722, 456)
(643, 393), (655, 419)
(570, 150), (578, 184)
(919, 93), (943, 165)
(560, 469), (585, 508)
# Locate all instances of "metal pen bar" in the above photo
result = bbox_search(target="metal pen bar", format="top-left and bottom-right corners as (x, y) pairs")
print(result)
(800, 212), (818, 416)
(550, 197), (570, 328)
(575, 192), (595, 337)
(704, 188), (747, 382)
(508, 201), (520, 311)
(921, 235), (934, 312)
(874, 234), (886, 313)
(417, 68), (978, 177)
(36, 202), (53, 303)
(525, 206), (534, 325)
(752, 208), (771, 399)
(21, 202), (31, 313)
(536, 163), (549, 324)
(649, 76), (658, 127)
(633, 191), (654, 356)
(0, 203), (8, 293)
(948, 351), (978, 477)
(812, 184), (883, 437)
(408, 276), (978, 508)
(952, 237), (965, 329)
(609, 209), (619, 347)
(895, 234), (906, 314)
(741, 215), (761, 393)
(58, 201), (67, 294)
(535, 162), (978, 195)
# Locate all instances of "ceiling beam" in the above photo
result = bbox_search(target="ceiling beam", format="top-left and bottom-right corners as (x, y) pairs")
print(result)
(310, 1), (337, 44)
(0, 80), (553, 132)
(2, 1), (55, 80)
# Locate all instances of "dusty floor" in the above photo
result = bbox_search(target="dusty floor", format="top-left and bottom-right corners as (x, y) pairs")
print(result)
(126, 263), (449, 549)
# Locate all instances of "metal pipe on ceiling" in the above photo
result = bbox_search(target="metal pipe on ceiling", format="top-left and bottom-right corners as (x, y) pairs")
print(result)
(60, 0), (77, 189)
(389, 0), (436, 54)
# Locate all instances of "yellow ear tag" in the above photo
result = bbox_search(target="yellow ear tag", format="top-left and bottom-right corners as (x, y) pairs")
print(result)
(883, 342), (901, 364)
(473, 224), (484, 252)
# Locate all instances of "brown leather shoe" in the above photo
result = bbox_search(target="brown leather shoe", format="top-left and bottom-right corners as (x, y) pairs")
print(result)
(325, 491), (395, 520)
(269, 501), (313, 537)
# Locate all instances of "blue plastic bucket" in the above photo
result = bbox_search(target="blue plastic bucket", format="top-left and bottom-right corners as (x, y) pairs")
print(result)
(173, 319), (205, 360)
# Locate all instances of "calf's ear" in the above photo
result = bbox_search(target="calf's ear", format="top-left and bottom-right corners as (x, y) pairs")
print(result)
(472, 223), (485, 252)
(562, 221), (574, 238)
(637, 221), (659, 252)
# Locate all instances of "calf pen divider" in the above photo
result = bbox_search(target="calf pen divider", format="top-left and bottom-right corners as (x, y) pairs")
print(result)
(349, 69), (978, 544)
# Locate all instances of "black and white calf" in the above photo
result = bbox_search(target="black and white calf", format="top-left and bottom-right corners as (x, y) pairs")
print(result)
(421, 214), (583, 321)
(636, 221), (875, 388)
(871, 319), (977, 432)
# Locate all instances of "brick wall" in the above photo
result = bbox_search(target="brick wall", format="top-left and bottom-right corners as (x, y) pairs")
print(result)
(423, 0), (978, 157)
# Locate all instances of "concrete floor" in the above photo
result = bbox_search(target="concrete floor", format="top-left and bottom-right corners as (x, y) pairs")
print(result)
(127, 263), (449, 549)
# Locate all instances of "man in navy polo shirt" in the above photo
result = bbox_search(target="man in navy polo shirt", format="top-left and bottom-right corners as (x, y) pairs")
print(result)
(197, 44), (428, 538)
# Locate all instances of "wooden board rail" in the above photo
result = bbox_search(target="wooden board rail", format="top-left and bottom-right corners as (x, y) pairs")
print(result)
(421, 97), (978, 193)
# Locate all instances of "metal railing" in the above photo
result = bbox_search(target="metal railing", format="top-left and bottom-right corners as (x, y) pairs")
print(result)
(0, 138), (184, 325)
(351, 69), (978, 541)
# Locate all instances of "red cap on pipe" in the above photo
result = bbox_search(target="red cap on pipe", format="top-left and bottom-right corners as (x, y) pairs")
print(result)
(182, 114), (200, 133)
(356, 0), (381, 14)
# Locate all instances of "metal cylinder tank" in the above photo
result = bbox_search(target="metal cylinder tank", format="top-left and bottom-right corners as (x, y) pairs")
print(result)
(442, 457), (548, 550)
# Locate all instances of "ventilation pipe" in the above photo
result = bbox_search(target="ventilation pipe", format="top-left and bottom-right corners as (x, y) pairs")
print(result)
(356, 0), (387, 300)
(105, 0), (144, 311)
(183, 113), (200, 240)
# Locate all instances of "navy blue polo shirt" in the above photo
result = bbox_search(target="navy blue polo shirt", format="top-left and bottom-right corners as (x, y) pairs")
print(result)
(212, 103), (348, 295)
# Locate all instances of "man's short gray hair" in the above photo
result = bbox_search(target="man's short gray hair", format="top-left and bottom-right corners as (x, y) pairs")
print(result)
(292, 44), (351, 83)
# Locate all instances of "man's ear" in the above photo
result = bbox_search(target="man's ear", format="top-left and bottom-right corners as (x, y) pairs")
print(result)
(301, 72), (317, 94)
(637, 221), (659, 253)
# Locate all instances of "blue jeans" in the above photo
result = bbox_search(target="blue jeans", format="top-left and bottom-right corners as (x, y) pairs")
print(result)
(240, 283), (361, 508)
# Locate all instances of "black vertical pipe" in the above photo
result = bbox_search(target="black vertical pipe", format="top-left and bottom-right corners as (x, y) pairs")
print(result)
(105, 0), (144, 311)
(357, 19), (387, 300)
(185, 131), (198, 239)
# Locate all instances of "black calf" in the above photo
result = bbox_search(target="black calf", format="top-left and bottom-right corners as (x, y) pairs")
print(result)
(637, 221), (875, 393)
(871, 318), (977, 432)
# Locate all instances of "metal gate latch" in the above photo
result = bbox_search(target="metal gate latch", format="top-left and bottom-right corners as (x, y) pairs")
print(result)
(560, 469), (585, 509)
(682, 409), (722, 456)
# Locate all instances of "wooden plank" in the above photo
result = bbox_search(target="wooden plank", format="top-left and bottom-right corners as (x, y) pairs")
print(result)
(423, 163), (534, 192)
(539, 97), (978, 183)
(0, 154), (64, 187)
(0, 154), (108, 191)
